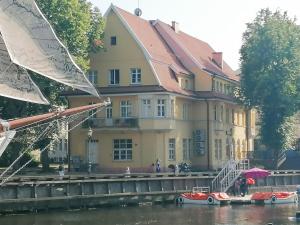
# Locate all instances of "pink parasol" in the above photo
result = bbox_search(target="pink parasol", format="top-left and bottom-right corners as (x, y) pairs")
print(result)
(243, 167), (271, 179)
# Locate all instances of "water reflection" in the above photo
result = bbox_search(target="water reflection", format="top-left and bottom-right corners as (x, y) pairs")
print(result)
(0, 204), (299, 225)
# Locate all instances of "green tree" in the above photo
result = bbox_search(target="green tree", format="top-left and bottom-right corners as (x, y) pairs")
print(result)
(0, 0), (104, 170)
(240, 9), (300, 168)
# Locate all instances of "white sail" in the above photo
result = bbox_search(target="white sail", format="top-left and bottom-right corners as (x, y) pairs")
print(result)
(0, 0), (99, 98)
(0, 35), (49, 104)
(0, 130), (15, 157)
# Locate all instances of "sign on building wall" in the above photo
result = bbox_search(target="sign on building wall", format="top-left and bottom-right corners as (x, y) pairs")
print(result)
(193, 129), (206, 156)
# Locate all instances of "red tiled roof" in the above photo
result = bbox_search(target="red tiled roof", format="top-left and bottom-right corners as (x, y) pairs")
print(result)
(114, 6), (192, 96)
(159, 22), (239, 81)
(112, 6), (239, 96)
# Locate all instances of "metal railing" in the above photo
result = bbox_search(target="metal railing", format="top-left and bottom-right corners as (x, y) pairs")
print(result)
(211, 159), (250, 192)
(83, 118), (138, 128)
(277, 151), (287, 168)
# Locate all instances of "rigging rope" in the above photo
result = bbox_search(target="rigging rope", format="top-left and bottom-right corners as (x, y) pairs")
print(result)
(0, 104), (106, 186)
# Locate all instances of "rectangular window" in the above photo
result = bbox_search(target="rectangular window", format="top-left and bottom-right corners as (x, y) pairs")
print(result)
(220, 105), (224, 122)
(131, 68), (141, 84)
(212, 80), (215, 91)
(89, 102), (97, 118)
(109, 69), (120, 85)
(232, 109), (235, 124)
(110, 36), (117, 45)
(157, 99), (166, 117)
(113, 139), (132, 160)
(87, 70), (98, 84)
(120, 100), (132, 118)
(214, 105), (217, 121)
(183, 103), (189, 120)
(169, 138), (176, 160)
(141, 99), (151, 117)
(226, 108), (230, 123)
(171, 99), (174, 118)
(185, 80), (188, 89)
(106, 104), (112, 119)
(183, 138), (188, 160)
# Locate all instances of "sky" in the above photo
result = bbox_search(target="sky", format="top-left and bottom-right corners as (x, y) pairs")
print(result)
(89, 0), (300, 70)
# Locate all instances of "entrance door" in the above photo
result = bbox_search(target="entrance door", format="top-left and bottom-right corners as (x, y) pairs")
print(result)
(86, 139), (98, 164)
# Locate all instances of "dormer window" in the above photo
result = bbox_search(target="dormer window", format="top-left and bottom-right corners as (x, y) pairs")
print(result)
(110, 36), (117, 45)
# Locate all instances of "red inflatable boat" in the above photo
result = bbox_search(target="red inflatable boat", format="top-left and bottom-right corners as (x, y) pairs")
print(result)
(251, 192), (298, 204)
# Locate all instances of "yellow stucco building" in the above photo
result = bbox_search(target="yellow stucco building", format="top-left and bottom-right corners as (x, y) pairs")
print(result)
(65, 5), (255, 172)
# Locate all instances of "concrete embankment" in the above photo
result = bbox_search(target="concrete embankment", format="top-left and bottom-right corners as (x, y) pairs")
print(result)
(0, 170), (299, 213)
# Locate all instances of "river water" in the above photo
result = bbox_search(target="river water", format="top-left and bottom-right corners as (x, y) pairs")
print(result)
(0, 204), (299, 225)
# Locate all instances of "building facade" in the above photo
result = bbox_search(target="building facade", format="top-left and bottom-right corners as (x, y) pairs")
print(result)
(65, 5), (256, 172)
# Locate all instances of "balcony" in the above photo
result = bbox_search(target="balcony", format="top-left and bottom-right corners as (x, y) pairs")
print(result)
(82, 117), (177, 131)
(83, 118), (138, 129)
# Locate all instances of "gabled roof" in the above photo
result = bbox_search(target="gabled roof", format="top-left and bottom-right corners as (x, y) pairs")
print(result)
(153, 20), (239, 81)
(108, 5), (239, 96)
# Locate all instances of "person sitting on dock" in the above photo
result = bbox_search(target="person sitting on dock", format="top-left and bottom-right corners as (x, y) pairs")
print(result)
(240, 177), (247, 197)
(234, 177), (241, 196)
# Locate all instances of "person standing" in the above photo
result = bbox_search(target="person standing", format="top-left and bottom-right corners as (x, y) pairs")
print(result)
(240, 177), (247, 197)
(155, 159), (161, 173)
(234, 177), (241, 196)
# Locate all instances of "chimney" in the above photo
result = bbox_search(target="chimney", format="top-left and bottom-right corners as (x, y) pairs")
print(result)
(172, 21), (179, 33)
(212, 52), (223, 69)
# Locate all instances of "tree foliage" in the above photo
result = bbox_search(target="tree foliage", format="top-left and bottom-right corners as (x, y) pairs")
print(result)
(0, 0), (104, 168)
(240, 9), (300, 167)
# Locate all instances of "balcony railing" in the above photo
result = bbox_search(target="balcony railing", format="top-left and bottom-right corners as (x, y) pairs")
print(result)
(83, 118), (138, 129)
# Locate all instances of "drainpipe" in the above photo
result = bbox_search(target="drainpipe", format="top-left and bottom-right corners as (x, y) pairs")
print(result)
(245, 108), (250, 158)
(205, 99), (210, 170)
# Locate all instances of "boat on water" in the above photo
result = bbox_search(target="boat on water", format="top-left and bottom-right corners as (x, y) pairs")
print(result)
(251, 192), (298, 204)
(176, 187), (230, 205)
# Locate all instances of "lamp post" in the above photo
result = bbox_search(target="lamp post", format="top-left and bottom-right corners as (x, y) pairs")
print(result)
(87, 127), (93, 174)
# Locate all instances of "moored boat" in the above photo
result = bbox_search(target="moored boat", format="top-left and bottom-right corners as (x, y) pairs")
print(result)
(176, 187), (230, 205)
(251, 192), (298, 204)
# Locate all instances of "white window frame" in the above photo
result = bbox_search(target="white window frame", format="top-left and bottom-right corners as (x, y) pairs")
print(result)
(113, 139), (132, 161)
(170, 99), (174, 118)
(169, 138), (176, 160)
(120, 100), (132, 118)
(106, 104), (112, 119)
(183, 103), (189, 120)
(131, 68), (141, 84)
(220, 105), (224, 122)
(109, 69), (120, 85)
(88, 70), (98, 84)
(141, 99), (151, 118)
(157, 99), (166, 117)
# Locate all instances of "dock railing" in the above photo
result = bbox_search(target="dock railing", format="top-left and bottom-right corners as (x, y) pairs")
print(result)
(211, 159), (250, 192)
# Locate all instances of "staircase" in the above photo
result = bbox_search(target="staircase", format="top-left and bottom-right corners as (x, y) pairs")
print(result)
(277, 150), (287, 168)
(211, 159), (250, 192)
